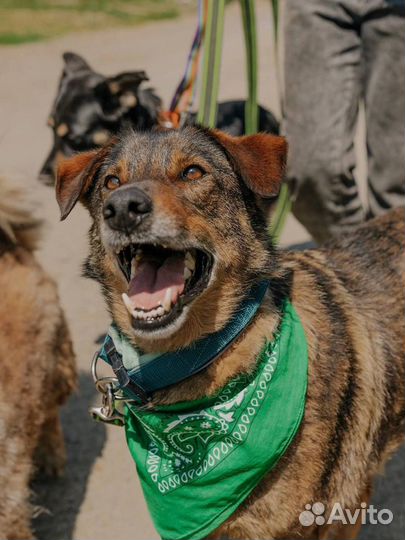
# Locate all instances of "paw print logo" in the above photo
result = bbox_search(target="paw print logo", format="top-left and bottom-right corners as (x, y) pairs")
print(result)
(299, 502), (326, 527)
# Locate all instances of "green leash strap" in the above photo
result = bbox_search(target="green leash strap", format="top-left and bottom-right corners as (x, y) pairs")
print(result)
(240, 0), (258, 135)
(271, 183), (292, 241)
(271, 0), (279, 41)
(268, 0), (291, 242)
(197, 0), (226, 128)
(197, 0), (290, 240)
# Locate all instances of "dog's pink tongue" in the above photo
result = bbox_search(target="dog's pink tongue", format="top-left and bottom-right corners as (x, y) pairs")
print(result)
(128, 256), (185, 311)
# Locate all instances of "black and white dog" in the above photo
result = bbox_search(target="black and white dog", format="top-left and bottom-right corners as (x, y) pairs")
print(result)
(39, 52), (279, 185)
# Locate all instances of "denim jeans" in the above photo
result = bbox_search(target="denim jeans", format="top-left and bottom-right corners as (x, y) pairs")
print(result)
(283, 0), (405, 243)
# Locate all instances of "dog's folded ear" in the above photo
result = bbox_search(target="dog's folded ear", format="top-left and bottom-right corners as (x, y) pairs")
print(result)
(95, 71), (150, 114)
(56, 150), (100, 220)
(211, 130), (287, 197)
(107, 71), (149, 95)
(105, 71), (149, 108)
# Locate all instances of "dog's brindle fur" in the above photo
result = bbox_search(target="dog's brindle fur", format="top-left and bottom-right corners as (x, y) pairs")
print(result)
(0, 177), (76, 539)
(56, 126), (405, 540)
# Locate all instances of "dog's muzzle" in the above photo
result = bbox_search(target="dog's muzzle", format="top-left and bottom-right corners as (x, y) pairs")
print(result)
(103, 185), (152, 232)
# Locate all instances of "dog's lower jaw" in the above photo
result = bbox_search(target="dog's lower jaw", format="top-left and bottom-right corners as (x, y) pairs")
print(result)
(111, 274), (248, 354)
(110, 293), (190, 353)
(130, 305), (191, 349)
(152, 300), (280, 406)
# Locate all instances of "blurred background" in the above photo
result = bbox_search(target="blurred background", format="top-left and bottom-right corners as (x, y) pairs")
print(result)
(0, 1), (193, 45)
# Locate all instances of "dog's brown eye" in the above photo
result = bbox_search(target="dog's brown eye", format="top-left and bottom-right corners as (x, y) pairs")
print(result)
(105, 175), (121, 190)
(181, 165), (205, 181)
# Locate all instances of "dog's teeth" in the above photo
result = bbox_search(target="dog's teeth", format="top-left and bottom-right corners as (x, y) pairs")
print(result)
(135, 309), (146, 320)
(132, 307), (167, 320)
(185, 251), (196, 271)
(184, 266), (192, 280)
(122, 293), (135, 316)
(163, 288), (173, 312)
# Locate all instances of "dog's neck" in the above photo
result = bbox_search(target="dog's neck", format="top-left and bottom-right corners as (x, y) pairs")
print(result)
(153, 295), (281, 406)
(104, 280), (284, 406)
(152, 271), (292, 405)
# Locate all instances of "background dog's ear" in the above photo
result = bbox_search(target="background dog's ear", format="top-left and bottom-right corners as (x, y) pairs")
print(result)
(94, 71), (149, 114)
(56, 150), (99, 220)
(62, 52), (92, 74)
(211, 130), (287, 197)
(107, 71), (149, 95)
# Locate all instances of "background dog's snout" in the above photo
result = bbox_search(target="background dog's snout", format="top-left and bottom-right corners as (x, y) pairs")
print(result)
(38, 147), (58, 186)
(103, 185), (152, 231)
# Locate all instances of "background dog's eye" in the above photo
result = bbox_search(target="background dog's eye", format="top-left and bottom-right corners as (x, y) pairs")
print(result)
(105, 175), (121, 190)
(181, 165), (205, 181)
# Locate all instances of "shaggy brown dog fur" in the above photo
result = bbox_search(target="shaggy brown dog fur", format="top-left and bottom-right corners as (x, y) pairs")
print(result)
(56, 127), (404, 540)
(0, 178), (77, 540)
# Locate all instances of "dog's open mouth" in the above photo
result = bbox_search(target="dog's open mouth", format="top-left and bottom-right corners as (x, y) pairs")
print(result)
(118, 243), (213, 330)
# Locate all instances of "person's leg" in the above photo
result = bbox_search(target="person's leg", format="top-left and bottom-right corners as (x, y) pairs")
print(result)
(362, 0), (405, 216)
(283, 0), (365, 244)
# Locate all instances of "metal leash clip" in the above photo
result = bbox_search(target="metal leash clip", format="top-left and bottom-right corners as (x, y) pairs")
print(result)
(89, 351), (126, 427)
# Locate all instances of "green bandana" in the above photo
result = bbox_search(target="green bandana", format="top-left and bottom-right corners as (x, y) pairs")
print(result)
(125, 301), (308, 540)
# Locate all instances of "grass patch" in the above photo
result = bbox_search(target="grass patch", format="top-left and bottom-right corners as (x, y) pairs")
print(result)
(0, 1), (189, 46)
(0, 32), (44, 45)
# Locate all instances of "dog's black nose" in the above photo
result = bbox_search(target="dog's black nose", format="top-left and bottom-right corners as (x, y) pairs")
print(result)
(103, 185), (152, 231)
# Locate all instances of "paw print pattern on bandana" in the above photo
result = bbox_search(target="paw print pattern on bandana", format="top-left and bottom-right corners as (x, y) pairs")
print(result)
(138, 340), (280, 494)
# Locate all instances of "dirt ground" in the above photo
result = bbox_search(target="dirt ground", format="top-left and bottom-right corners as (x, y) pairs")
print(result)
(0, 1), (403, 539)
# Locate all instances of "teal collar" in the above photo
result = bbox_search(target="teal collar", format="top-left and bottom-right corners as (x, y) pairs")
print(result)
(99, 280), (269, 402)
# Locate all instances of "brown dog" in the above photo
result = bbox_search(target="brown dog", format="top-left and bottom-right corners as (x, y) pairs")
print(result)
(0, 178), (77, 540)
(56, 127), (404, 539)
